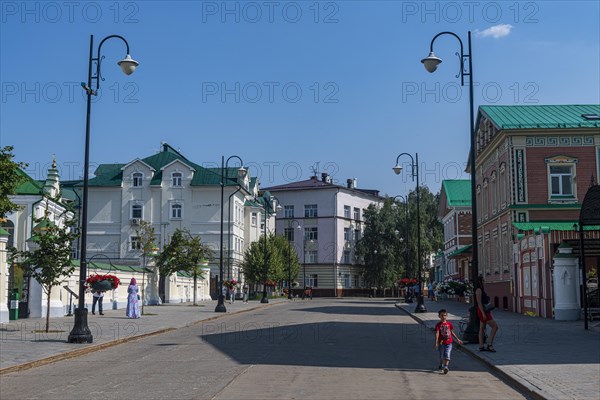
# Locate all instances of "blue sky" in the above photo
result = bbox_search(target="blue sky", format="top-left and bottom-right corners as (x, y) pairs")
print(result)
(1, 1), (599, 198)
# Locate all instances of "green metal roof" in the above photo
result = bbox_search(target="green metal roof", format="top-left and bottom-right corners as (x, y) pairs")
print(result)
(513, 221), (600, 232)
(14, 169), (43, 195)
(88, 164), (124, 187)
(447, 245), (472, 258)
(441, 180), (472, 207)
(479, 105), (600, 130)
(84, 143), (247, 188)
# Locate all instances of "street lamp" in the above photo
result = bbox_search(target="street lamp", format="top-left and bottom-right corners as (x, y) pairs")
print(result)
(393, 152), (426, 313)
(422, 31), (479, 341)
(287, 220), (302, 299)
(218, 155), (247, 312)
(392, 195), (412, 303)
(68, 35), (139, 344)
(261, 195), (281, 303)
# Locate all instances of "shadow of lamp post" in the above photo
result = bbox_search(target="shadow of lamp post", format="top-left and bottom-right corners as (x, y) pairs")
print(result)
(69, 35), (139, 344)
(393, 152), (426, 313)
(421, 31), (479, 341)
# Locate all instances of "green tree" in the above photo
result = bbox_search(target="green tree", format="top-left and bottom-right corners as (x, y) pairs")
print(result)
(241, 233), (299, 286)
(9, 209), (78, 332)
(155, 229), (213, 305)
(134, 220), (157, 313)
(0, 146), (28, 219)
(356, 199), (404, 291)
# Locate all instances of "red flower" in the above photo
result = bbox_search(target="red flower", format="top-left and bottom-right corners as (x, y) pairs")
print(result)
(85, 274), (121, 289)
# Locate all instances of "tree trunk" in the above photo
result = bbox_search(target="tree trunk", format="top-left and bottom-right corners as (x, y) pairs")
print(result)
(45, 287), (51, 333)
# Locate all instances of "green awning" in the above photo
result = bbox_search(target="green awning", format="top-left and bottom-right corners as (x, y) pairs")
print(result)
(513, 222), (600, 232)
(447, 245), (472, 258)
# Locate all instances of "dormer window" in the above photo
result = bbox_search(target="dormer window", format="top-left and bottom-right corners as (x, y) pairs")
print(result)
(172, 172), (182, 187)
(132, 172), (143, 187)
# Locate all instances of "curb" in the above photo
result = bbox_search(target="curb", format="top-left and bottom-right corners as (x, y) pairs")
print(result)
(394, 303), (546, 400)
(0, 300), (286, 376)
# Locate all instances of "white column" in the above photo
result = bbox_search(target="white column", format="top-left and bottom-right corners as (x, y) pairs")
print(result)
(0, 231), (9, 323)
(146, 261), (162, 305)
(553, 243), (580, 320)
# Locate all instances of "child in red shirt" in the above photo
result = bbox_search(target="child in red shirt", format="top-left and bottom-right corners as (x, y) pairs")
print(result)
(434, 309), (463, 374)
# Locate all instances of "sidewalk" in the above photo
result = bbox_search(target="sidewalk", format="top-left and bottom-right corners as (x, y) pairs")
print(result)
(0, 298), (287, 373)
(396, 298), (600, 400)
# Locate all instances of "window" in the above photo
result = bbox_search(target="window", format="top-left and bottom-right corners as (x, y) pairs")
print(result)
(354, 229), (360, 242)
(353, 207), (360, 220)
(491, 171), (497, 214)
(307, 251), (318, 264)
(344, 205), (351, 218)
(482, 179), (489, 219)
(304, 204), (318, 217)
(549, 165), (574, 196)
(342, 274), (350, 288)
(171, 203), (182, 219)
(284, 205), (294, 218)
(284, 228), (295, 241)
(130, 236), (141, 251)
(353, 274), (360, 288)
(344, 227), (350, 241)
(132, 172), (143, 187)
(308, 274), (318, 287)
(131, 203), (143, 219)
(499, 163), (507, 207)
(251, 212), (257, 227)
(305, 227), (318, 241)
(343, 250), (350, 264)
(172, 172), (182, 187)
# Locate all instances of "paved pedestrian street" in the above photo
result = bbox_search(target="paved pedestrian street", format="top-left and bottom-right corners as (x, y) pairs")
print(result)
(0, 299), (525, 400)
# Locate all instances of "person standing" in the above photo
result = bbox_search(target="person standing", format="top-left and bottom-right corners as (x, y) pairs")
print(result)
(92, 290), (104, 315)
(126, 277), (140, 319)
(476, 275), (499, 352)
(427, 282), (434, 300)
(242, 284), (249, 304)
(434, 309), (463, 374)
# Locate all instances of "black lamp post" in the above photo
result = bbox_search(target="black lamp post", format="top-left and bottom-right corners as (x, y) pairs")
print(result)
(217, 155), (247, 312)
(393, 153), (426, 313)
(287, 220), (302, 299)
(261, 195), (281, 303)
(393, 195), (411, 303)
(422, 31), (478, 340)
(68, 35), (139, 344)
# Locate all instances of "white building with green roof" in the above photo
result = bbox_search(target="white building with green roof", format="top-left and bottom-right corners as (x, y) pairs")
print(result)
(67, 143), (264, 303)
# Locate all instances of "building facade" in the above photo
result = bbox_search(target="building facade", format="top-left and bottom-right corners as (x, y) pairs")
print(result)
(264, 173), (383, 297)
(67, 143), (262, 302)
(474, 104), (600, 317)
(437, 179), (473, 287)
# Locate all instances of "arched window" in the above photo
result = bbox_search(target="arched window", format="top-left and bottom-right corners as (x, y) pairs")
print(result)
(172, 172), (182, 187)
(132, 172), (143, 187)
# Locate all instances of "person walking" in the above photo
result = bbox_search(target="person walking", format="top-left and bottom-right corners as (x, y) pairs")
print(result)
(427, 282), (434, 300)
(229, 286), (236, 304)
(126, 277), (140, 319)
(476, 275), (499, 352)
(242, 284), (249, 304)
(91, 290), (104, 315)
(434, 309), (463, 374)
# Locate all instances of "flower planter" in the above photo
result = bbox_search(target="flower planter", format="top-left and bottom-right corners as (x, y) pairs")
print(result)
(91, 280), (113, 291)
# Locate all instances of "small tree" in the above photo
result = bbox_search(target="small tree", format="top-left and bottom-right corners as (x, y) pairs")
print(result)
(241, 234), (300, 287)
(155, 229), (213, 305)
(9, 211), (78, 332)
(0, 146), (28, 219)
(135, 220), (157, 314)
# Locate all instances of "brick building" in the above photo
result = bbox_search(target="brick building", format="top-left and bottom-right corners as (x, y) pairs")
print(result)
(474, 104), (600, 317)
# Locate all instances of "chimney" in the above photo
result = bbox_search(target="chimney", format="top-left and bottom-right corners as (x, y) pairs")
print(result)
(321, 172), (330, 183)
(353, 178), (357, 188)
(347, 179), (353, 189)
